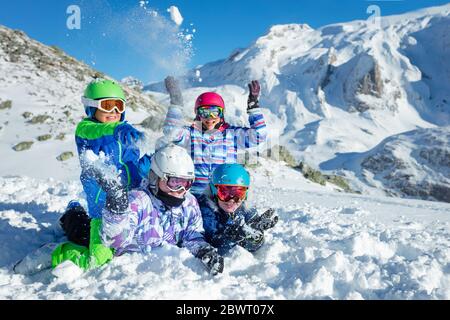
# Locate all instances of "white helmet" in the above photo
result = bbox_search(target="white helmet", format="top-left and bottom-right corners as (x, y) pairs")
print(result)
(151, 144), (195, 180)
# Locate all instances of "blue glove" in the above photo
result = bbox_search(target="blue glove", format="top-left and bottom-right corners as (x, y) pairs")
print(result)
(114, 123), (143, 146)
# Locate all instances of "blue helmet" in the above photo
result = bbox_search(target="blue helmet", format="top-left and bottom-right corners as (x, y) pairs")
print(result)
(210, 164), (250, 196)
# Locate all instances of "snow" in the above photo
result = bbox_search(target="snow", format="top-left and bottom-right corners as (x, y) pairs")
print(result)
(0, 161), (449, 299)
(168, 6), (184, 26)
(139, 1), (149, 9)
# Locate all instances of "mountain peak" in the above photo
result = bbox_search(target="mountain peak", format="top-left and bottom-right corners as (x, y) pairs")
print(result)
(267, 23), (314, 35)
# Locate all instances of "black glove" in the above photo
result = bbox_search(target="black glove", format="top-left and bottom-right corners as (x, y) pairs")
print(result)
(248, 208), (279, 231)
(196, 246), (224, 276)
(247, 80), (261, 111)
(223, 221), (264, 246)
(60, 203), (91, 247)
(222, 221), (247, 243)
(165, 76), (184, 106)
(86, 166), (129, 215)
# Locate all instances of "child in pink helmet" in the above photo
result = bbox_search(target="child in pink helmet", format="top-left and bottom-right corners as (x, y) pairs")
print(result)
(159, 77), (267, 197)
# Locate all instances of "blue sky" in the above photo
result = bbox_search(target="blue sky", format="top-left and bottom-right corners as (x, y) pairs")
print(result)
(0, 0), (448, 83)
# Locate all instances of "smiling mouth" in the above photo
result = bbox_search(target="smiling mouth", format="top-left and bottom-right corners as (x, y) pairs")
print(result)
(225, 203), (236, 208)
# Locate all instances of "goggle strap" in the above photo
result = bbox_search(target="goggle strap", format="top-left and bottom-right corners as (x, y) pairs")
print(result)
(81, 97), (98, 108)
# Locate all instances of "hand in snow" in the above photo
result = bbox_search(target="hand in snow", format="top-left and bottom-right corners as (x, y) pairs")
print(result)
(114, 123), (143, 146)
(224, 221), (264, 245)
(248, 208), (278, 231)
(247, 80), (261, 111)
(86, 165), (129, 215)
(165, 76), (184, 106)
(222, 221), (247, 243)
(196, 246), (224, 276)
(240, 224), (264, 245)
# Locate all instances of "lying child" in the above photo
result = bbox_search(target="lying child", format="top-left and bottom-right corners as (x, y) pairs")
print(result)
(198, 163), (278, 255)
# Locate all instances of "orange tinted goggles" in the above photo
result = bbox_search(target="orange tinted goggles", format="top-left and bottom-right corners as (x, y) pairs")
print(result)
(82, 97), (126, 114)
(216, 185), (248, 202)
(98, 99), (126, 114)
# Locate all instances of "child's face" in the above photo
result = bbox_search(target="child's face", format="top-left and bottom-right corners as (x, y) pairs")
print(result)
(158, 179), (187, 199)
(94, 109), (121, 123)
(218, 198), (243, 214)
(201, 117), (221, 131)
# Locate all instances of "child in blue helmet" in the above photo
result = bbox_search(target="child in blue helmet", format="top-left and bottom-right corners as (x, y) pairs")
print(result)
(197, 164), (278, 255)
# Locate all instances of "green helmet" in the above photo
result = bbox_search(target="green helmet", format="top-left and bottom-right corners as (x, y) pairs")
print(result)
(82, 79), (126, 119)
(83, 79), (126, 101)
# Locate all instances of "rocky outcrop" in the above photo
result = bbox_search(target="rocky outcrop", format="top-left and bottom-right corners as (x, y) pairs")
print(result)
(0, 25), (163, 115)
(13, 141), (33, 151)
(360, 127), (450, 202)
(342, 54), (384, 113)
(0, 99), (12, 110)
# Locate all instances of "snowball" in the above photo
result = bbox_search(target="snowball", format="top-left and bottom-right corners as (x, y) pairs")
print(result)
(52, 260), (83, 281)
(168, 6), (183, 26)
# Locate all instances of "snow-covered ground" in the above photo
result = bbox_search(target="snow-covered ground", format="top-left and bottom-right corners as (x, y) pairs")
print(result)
(0, 159), (449, 300)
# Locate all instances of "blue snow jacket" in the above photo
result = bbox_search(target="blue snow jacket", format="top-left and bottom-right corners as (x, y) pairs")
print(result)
(75, 118), (151, 218)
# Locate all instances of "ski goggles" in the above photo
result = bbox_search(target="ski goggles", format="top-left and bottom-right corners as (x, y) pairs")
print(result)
(197, 106), (223, 119)
(82, 97), (126, 114)
(165, 176), (194, 192)
(216, 185), (248, 202)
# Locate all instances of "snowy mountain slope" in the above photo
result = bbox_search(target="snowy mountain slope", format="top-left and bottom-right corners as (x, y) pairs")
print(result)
(321, 126), (450, 203)
(0, 25), (165, 181)
(146, 4), (450, 202)
(0, 160), (449, 300)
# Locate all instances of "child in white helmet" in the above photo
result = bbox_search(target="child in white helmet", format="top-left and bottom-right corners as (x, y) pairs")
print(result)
(51, 144), (224, 276)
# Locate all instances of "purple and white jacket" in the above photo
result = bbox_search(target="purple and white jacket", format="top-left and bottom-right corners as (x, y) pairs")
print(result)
(101, 188), (209, 257)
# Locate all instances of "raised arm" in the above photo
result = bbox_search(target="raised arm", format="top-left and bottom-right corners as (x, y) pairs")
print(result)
(155, 76), (191, 150)
(231, 80), (268, 149)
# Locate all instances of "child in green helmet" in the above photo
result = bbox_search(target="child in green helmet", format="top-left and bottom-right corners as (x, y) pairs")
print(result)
(74, 79), (151, 218)
(14, 79), (154, 275)
(51, 79), (151, 272)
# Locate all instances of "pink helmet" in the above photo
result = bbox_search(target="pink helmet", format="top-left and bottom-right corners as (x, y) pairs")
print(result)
(195, 92), (225, 113)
